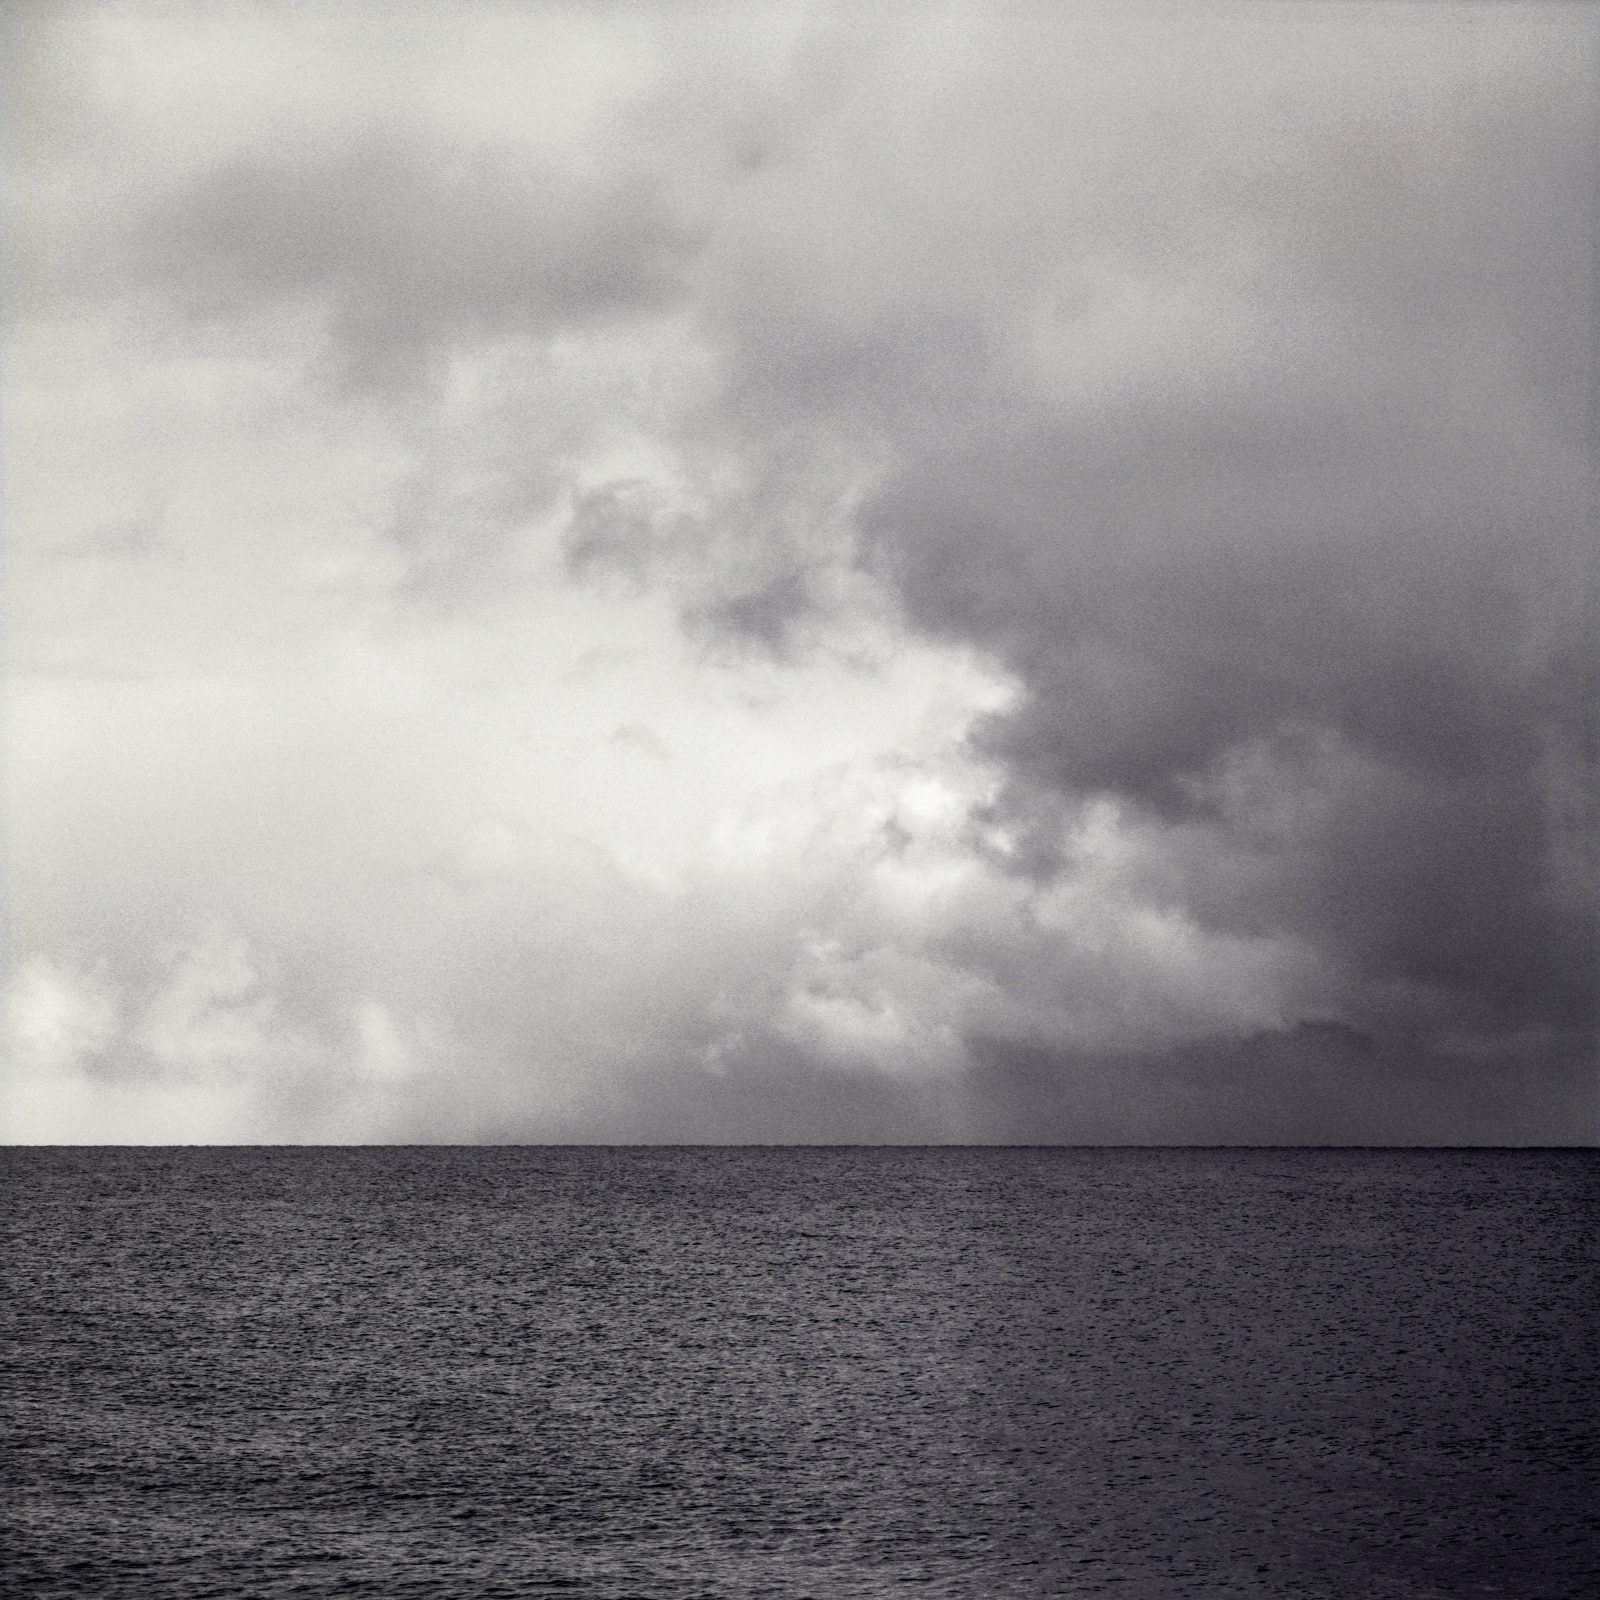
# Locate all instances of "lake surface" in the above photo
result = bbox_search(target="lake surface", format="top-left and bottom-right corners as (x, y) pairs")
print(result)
(3, 1148), (1595, 1598)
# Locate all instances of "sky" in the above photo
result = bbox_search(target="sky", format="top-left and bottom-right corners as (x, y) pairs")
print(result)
(3, 0), (1595, 1144)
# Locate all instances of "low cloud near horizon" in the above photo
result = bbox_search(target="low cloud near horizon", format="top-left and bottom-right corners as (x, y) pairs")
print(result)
(4, 1), (1595, 1143)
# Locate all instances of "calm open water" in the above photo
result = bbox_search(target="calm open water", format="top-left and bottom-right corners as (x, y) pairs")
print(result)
(2, 1148), (1595, 1598)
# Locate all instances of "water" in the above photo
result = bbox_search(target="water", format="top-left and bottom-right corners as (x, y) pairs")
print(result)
(3, 1148), (1595, 1598)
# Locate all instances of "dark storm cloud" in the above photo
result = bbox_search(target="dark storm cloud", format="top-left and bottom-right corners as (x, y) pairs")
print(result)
(684, 8), (1598, 1075)
(863, 382), (1595, 1034)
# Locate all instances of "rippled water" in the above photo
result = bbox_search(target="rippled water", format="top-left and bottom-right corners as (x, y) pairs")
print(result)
(3, 1148), (1595, 1597)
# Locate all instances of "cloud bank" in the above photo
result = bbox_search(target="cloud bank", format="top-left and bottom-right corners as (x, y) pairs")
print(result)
(4, 1), (1595, 1142)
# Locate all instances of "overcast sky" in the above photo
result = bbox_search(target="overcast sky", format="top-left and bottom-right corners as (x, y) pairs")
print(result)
(4, 1), (1595, 1144)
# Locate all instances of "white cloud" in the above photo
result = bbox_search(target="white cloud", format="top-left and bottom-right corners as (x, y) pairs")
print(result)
(5, 955), (121, 1079)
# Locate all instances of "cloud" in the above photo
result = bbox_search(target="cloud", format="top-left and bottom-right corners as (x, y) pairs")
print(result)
(127, 136), (701, 392)
(3, 558), (1007, 1141)
(668, 3), (1598, 1070)
(5, 1), (798, 386)
(4, 2), (1594, 1142)
(5, 956), (121, 1081)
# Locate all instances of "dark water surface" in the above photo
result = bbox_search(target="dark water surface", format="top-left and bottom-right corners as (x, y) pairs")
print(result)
(3, 1148), (1595, 1598)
